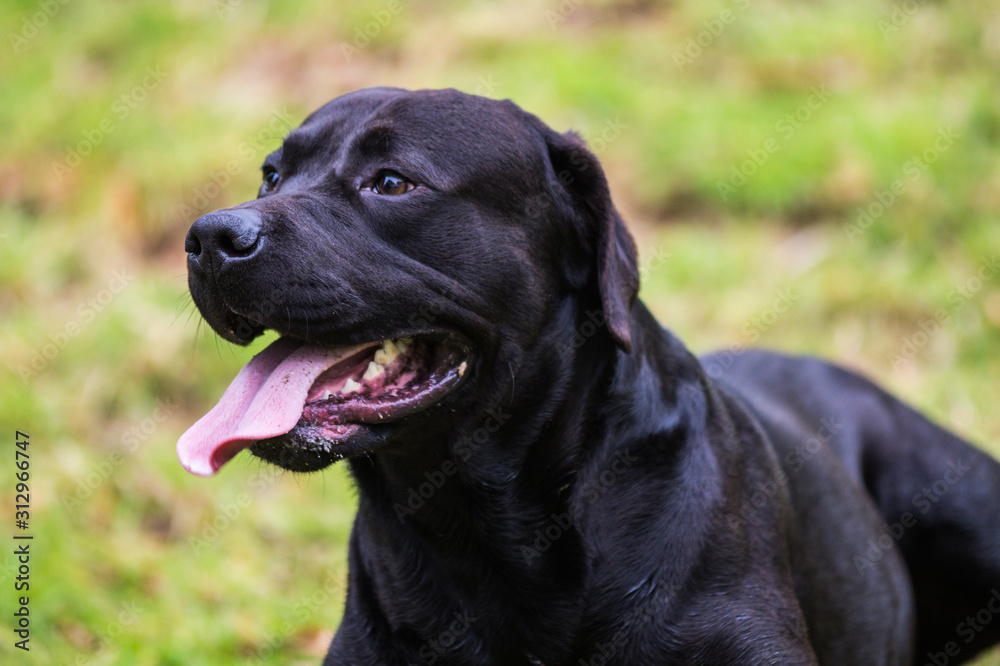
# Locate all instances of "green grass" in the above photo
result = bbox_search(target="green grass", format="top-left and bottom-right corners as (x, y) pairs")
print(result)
(1, 0), (999, 662)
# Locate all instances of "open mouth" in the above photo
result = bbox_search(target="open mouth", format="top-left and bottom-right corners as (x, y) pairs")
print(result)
(177, 333), (471, 476)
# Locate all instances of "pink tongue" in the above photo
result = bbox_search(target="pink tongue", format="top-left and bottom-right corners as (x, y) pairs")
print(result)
(177, 337), (368, 477)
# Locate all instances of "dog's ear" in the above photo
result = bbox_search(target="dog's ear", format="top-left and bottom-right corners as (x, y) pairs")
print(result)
(538, 126), (640, 354)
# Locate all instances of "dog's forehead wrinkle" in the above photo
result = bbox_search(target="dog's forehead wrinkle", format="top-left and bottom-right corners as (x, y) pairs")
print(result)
(369, 91), (543, 163)
(278, 131), (318, 167)
(276, 126), (349, 180)
(283, 107), (391, 174)
(279, 89), (548, 195)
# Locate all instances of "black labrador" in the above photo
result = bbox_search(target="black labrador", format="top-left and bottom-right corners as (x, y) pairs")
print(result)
(177, 87), (1000, 665)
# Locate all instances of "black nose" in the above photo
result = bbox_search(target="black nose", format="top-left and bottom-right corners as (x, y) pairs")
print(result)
(185, 208), (263, 272)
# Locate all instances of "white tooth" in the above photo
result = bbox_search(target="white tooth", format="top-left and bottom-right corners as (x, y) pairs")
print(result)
(322, 390), (332, 399)
(374, 339), (399, 365)
(457, 361), (467, 377)
(342, 378), (361, 394)
(363, 361), (384, 380)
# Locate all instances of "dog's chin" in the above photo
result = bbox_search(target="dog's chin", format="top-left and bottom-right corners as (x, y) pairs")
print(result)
(250, 423), (387, 471)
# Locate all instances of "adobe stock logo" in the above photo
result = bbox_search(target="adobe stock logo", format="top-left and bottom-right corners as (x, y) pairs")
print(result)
(417, 610), (477, 664)
(339, 0), (411, 61)
(392, 406), (512, 522)
(922, 588), (1000, 666)
(852, 458), (970, 577)
(716, 85), (832, 201)
(50, 66), (169, 181)
(17, 268), (135, 382)
(672, 0), (752, 69)
(520, 449), (638, 563)
(7, 0), (72, 53)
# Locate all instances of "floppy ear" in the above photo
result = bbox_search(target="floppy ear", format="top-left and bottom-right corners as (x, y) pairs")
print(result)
(539, 127), (640, 354)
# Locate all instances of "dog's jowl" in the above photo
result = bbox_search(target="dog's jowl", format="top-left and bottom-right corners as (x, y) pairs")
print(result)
(179, 88), (1000, 665)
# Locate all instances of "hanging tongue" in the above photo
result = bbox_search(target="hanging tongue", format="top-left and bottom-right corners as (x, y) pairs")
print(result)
(177, 337), (369, 477)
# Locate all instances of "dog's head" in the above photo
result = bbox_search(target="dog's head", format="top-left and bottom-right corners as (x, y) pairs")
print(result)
(178, 87), (638, 476)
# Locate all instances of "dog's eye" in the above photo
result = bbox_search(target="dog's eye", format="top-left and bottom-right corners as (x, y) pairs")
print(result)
(373, 170), (414, 196)
(262, 167), (280, 192)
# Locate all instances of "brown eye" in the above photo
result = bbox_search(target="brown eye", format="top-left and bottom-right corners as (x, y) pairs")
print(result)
(262, 167), (280, 192)
(373, 170), (414, 196)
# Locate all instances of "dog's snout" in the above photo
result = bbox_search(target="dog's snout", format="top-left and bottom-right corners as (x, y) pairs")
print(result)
(186, 208), (263, 271)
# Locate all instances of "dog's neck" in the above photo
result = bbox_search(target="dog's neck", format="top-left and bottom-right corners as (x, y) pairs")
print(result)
(342, 302), (688, 663)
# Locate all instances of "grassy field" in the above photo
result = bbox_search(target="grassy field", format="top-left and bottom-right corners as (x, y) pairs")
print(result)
(2, 0), (999, 663)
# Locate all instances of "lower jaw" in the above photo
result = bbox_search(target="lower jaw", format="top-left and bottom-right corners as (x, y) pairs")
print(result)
(250, 423), (382, 472)
(248, 336), (475, 472)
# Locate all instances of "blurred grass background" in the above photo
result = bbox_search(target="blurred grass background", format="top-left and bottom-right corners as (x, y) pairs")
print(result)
(2, 0), (999, 663)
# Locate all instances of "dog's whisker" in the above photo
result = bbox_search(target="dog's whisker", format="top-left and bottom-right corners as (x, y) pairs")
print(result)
(507, 360), (516, 401)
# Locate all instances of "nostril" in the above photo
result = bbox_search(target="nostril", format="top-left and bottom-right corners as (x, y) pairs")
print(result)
(185, 231), (202, 255)
(186, 208), (263, 268)
(224, 227), (260, 256)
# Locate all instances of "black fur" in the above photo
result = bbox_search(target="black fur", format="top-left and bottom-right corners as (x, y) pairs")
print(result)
(185, 87), (1000, 665)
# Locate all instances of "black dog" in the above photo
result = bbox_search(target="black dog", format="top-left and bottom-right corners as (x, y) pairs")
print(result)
(178, 88), (1000, 665)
